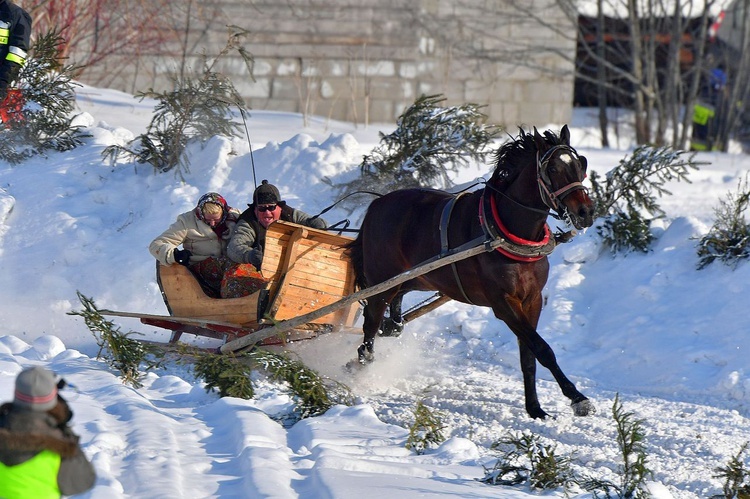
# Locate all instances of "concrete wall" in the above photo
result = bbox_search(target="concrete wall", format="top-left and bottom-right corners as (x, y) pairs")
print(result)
(74, 0), (576, 128)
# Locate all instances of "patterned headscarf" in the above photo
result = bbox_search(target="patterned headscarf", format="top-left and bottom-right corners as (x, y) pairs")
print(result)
(195, 192), (230, 226)
(198, 193), (242, 245)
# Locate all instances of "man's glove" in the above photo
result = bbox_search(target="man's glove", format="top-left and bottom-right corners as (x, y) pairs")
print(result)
(249, 247), (263, 269)
(174, 248), (192, 266)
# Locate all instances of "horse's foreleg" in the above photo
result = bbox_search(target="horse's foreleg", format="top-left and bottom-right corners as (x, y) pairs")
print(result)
(498, 300), (595, 418)
(518, 341), (548, 419)
(522, 331), (594, 416)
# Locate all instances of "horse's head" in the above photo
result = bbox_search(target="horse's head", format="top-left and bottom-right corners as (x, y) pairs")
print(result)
(533, 125), (595, 229)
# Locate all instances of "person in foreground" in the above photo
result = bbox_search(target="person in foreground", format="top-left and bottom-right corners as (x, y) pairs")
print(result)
(149, 192), (240, 297)
(223, 180), (327, 298)
(0, 366), (96, 498)
(227, 180), (327, 269)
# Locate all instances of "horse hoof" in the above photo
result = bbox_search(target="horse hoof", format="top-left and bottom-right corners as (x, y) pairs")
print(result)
(357, 343), (375, 364)
(527, 407), (550, 420)
(572, 398), (595, 416)
(379, 318), (404, 337)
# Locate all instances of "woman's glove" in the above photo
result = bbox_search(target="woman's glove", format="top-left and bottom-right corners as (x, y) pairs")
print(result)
(174, 249), (192, 266)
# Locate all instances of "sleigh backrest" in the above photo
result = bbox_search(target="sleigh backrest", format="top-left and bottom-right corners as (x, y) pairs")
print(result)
(260, 220), (360, 328)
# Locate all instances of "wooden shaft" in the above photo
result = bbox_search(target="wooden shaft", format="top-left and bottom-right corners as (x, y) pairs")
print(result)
(402, 294), (452, 323)
(220, 237), (500, 354)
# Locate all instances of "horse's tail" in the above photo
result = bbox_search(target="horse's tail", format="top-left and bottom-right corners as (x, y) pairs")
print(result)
(345, 232), (368, 290)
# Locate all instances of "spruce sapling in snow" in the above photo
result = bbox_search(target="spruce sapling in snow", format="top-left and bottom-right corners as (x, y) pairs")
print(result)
(405, 397), (446, 455)
(0, 28), (87, 164)
(481, 431), (575, 490)
(711, 441), (750, 499)
(341, 93), (501, 198)
(589, 145), (703, 254)
(103, 27), (253, 178)
(697, 175), (750, 269)
(579, 394), (652, 498)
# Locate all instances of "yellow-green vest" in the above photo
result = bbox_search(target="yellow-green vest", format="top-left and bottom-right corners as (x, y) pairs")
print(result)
(0, 449), (62, 499)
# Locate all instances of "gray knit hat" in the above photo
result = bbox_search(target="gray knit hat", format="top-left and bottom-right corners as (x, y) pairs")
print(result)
(14, 366), (58, 411)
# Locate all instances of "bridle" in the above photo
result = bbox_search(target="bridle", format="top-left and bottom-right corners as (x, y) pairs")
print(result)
(536, 145), (588, 215)
(485, 144), (588, 222)
(475, 143), (588, 261)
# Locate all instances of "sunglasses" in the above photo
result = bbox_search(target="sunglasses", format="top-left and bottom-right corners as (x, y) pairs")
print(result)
(256, 204), (278, 213)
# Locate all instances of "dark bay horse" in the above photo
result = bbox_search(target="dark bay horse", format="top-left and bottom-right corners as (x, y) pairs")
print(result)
(347, 125), (595, 419)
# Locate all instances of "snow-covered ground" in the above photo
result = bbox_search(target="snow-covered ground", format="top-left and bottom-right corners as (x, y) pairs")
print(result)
(0, 84), (749, 498)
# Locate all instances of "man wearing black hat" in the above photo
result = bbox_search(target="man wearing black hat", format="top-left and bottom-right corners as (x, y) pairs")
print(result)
(227, 180), (327, 270)
(0, 366), (96, 498)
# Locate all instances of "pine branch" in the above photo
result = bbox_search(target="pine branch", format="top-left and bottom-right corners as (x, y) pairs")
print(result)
(341, 94), (501, 198)
(697, 175), (750, 269)
(102, 27), (250, 177)
(590, 145), (705, 254)
(67, 292), (161, 388)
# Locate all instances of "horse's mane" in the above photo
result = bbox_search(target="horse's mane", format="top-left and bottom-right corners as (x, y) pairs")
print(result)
(490, 127), (563, 184)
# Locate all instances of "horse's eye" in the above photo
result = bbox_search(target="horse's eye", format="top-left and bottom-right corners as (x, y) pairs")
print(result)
(580, 156), (588, 172)
(547, 166), (558, 175)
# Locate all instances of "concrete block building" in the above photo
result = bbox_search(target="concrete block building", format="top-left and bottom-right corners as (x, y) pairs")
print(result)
(73, 0), (576, 128)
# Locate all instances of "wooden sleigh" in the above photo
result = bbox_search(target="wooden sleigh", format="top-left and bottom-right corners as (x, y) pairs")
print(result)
(101, 217), (509, 354)
(103, 220), (362, 346)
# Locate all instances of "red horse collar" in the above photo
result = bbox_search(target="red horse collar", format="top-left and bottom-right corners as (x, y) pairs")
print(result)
(479, 190), (556, 262)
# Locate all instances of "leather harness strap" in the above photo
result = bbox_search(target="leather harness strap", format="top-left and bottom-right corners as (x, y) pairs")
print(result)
(435, 186), (558, 305)
(439, 193), (475, 304)
(479, 189), (557, 262)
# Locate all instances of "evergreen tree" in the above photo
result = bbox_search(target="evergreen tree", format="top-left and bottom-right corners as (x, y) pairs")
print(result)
(341, 94), (501, 197)
(0, 28), (88, 164)
(405, 398), (446, 455)
(103, 27), (253, 177)
(697, 176), (750, 269)
(589, 146), (704, 254)
(712, 442), (750, 499)
(580, 394), (652, 498)
(482, 431), (575, 489)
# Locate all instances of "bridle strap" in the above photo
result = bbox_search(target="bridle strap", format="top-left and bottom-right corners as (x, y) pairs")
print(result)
(484, 179), (550, 218)
(536, 146), (587, 213)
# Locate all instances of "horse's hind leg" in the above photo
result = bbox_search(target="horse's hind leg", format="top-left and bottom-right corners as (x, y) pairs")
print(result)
(358, 290), (395, 363)
(380, 291), (405, 337)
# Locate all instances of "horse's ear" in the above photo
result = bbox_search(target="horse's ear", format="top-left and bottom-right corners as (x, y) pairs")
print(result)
(533, 127), (547, 151)
(560, 124), (570, 144)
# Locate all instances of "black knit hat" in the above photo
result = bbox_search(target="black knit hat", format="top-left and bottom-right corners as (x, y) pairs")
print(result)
(253, 180), (281, 205)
